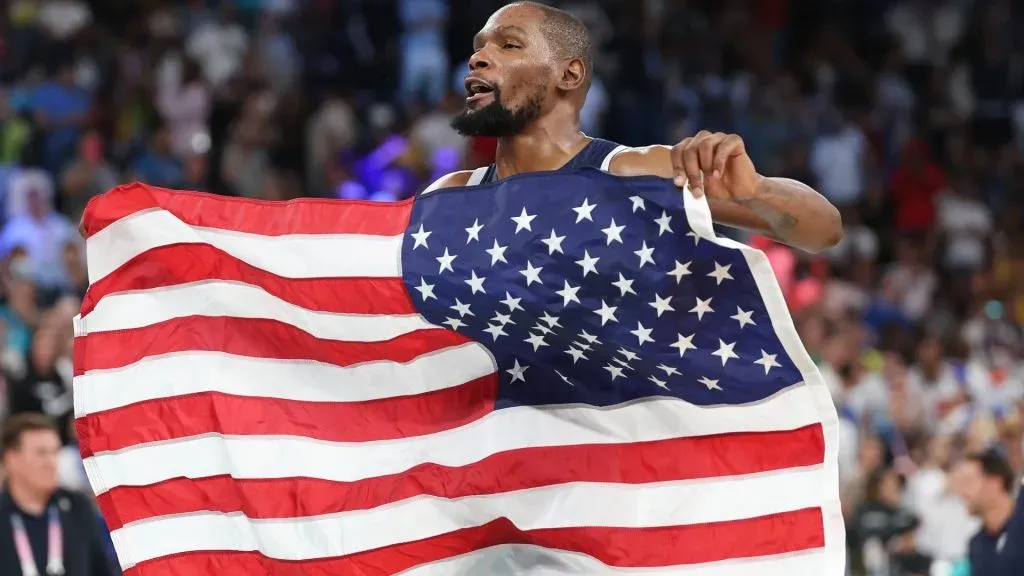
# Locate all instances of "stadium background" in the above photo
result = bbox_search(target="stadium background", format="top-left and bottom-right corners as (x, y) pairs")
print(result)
(1, 0), (1022, 574)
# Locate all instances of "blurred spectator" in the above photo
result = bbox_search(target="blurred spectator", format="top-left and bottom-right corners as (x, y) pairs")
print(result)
(398, 0), (449, 106)
(58, 129), (118, 219)
(130, 123), (183, 189)
(0, 413), (115, 575)
(958, 450), (1017, 575)
(185, 3), (249, 89)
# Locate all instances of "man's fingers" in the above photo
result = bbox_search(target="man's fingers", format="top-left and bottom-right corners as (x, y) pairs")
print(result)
(671, 137), (692, 187)
(712, 135), (744, 178)
(681, 139), (704, 195)
(696, 135), (717, 176)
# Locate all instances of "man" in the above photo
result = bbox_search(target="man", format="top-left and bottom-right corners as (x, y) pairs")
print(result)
(0, 413), (115, 576)
(428, 2), (843, 253)
(956, 449), (1022, 575)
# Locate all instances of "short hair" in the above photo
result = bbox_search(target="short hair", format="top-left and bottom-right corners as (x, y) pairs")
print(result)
(966, 449), (1015, 493)
(1, 413), (59, 454)
(512, 1), (593, 89)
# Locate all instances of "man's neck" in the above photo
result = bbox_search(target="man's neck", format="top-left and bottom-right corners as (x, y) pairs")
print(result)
(8, 481), (51, 516)
(494, 112), (588, 179)
(983, 495), (1015, 534)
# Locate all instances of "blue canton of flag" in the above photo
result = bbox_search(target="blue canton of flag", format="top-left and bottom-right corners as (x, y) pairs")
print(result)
(402, 168), (803, 410)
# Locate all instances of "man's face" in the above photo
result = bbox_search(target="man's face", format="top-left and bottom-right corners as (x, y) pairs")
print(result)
(451, 5), (554, 137)
(4, 430), (60, 496)
(954, 460), (994, 516)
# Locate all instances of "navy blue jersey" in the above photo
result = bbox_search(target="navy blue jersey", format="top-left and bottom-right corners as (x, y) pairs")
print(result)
(471, 138), (626, 185)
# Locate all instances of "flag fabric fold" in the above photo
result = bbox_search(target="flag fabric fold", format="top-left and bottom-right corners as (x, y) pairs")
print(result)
(73, 171), (845, 575)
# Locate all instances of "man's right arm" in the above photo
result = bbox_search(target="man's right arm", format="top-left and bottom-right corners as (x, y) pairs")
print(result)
(421, 171), (475, 194)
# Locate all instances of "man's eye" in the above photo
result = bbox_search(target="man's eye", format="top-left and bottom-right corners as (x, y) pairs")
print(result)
(503, 43), (521, 49)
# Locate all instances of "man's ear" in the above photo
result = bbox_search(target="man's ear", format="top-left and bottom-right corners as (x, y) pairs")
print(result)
(556, 58), (587, 92)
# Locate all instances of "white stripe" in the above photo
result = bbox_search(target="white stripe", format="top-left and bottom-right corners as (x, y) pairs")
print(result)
(79, 281), (432, 341)
(109, 468), (829, 567)
(74, 344), (497, 416)
(401, 544), (826, 576)
(82, 385), (820, 493)
(86, 209), (402, 283)
(679, 188), (845, 575)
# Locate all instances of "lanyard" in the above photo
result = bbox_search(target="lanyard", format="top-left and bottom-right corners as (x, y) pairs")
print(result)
(10, 505), (64, 576)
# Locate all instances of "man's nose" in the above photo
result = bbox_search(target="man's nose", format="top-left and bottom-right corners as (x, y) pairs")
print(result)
(468, 49), (491, 71)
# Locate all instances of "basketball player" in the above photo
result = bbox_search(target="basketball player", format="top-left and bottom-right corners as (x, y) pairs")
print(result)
(428, 2), (843, 253)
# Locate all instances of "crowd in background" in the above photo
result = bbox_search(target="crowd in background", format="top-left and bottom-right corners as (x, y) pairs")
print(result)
(1, 0), (1023, 574)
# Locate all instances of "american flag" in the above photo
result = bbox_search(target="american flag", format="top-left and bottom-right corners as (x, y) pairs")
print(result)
(73, 172), (844, 575)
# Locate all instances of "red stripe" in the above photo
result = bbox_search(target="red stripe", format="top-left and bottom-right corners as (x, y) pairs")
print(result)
(77, 374), (498, 456)
(73, 317), (467, 374)
(94, 425), (824, 531)
(82, 182), (413, 237)
(125, 510), (825, 575)
(80, 243), (414, 316)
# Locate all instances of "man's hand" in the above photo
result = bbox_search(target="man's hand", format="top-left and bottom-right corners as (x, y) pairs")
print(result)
(670, 131), (762, 200)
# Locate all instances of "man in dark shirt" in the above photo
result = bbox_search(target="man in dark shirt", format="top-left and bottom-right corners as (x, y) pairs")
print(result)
(0, 413), (115, 576)
(957, 449), (1020, 575)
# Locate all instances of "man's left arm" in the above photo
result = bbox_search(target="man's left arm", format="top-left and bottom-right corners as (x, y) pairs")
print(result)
(608, 132), (843, 253)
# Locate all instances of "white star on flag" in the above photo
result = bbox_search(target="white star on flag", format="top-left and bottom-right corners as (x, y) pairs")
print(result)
(415, 278), (436, 301)
(603, 363), (625, 380)
(541, 229), (565, 254)
(410, 224), (431, 249)
(436, 247), (457, 273)
(601, 219), (625, 245)
(572, 198), (596, 222)
(511, 207), (537, 233)
(712, 339), (739, 366)
(612, 273), (636, 296)
(465, 270), (486, 294)
(654, 211), (673, 236)
(657, 364), (680, 377)
(698, 376), (722, 391)
(634, 241), (655, 268)
(649, 375), (669, 390)
(506, 358), (528, 382)
(539, 312), (561, 328)
(594, 300), (618, 325)
(730, 307), (756, 328)
(485, 239), (508, 266)
(449, 299), (473, 317)
(690, 296), (714, 320)
(668, 260), (692, 283)
(524, 332), (549, 351)
(441, 317), (465, 330)
(519, 261), (544, 286)
(565, 346), (588, 363)
(630, 322), (654, 345)
(755, 350), (782, 374)
(629, 195), (646, 212)
(649, 294), (674, 317)
(670, 333), (696, 357)
(483, 323), (508, 341)
(556, 280), (581, 306)
(465, 219), (484, 243)
(708, 262), (734, 285)
(501, 291), (523, 313)
(575, 250), (600, 276)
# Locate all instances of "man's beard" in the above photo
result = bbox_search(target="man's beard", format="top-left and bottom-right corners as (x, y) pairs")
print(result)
(450, 87), (543, 138)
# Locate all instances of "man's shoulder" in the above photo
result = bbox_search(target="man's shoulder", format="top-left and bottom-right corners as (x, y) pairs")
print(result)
(605, 145), (673, 179)
(421, 170), (476, 194)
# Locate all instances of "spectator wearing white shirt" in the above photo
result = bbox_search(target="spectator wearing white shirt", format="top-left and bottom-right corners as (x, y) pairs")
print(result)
(809, 108), (872, 208)
(186, 4), (249, 89)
